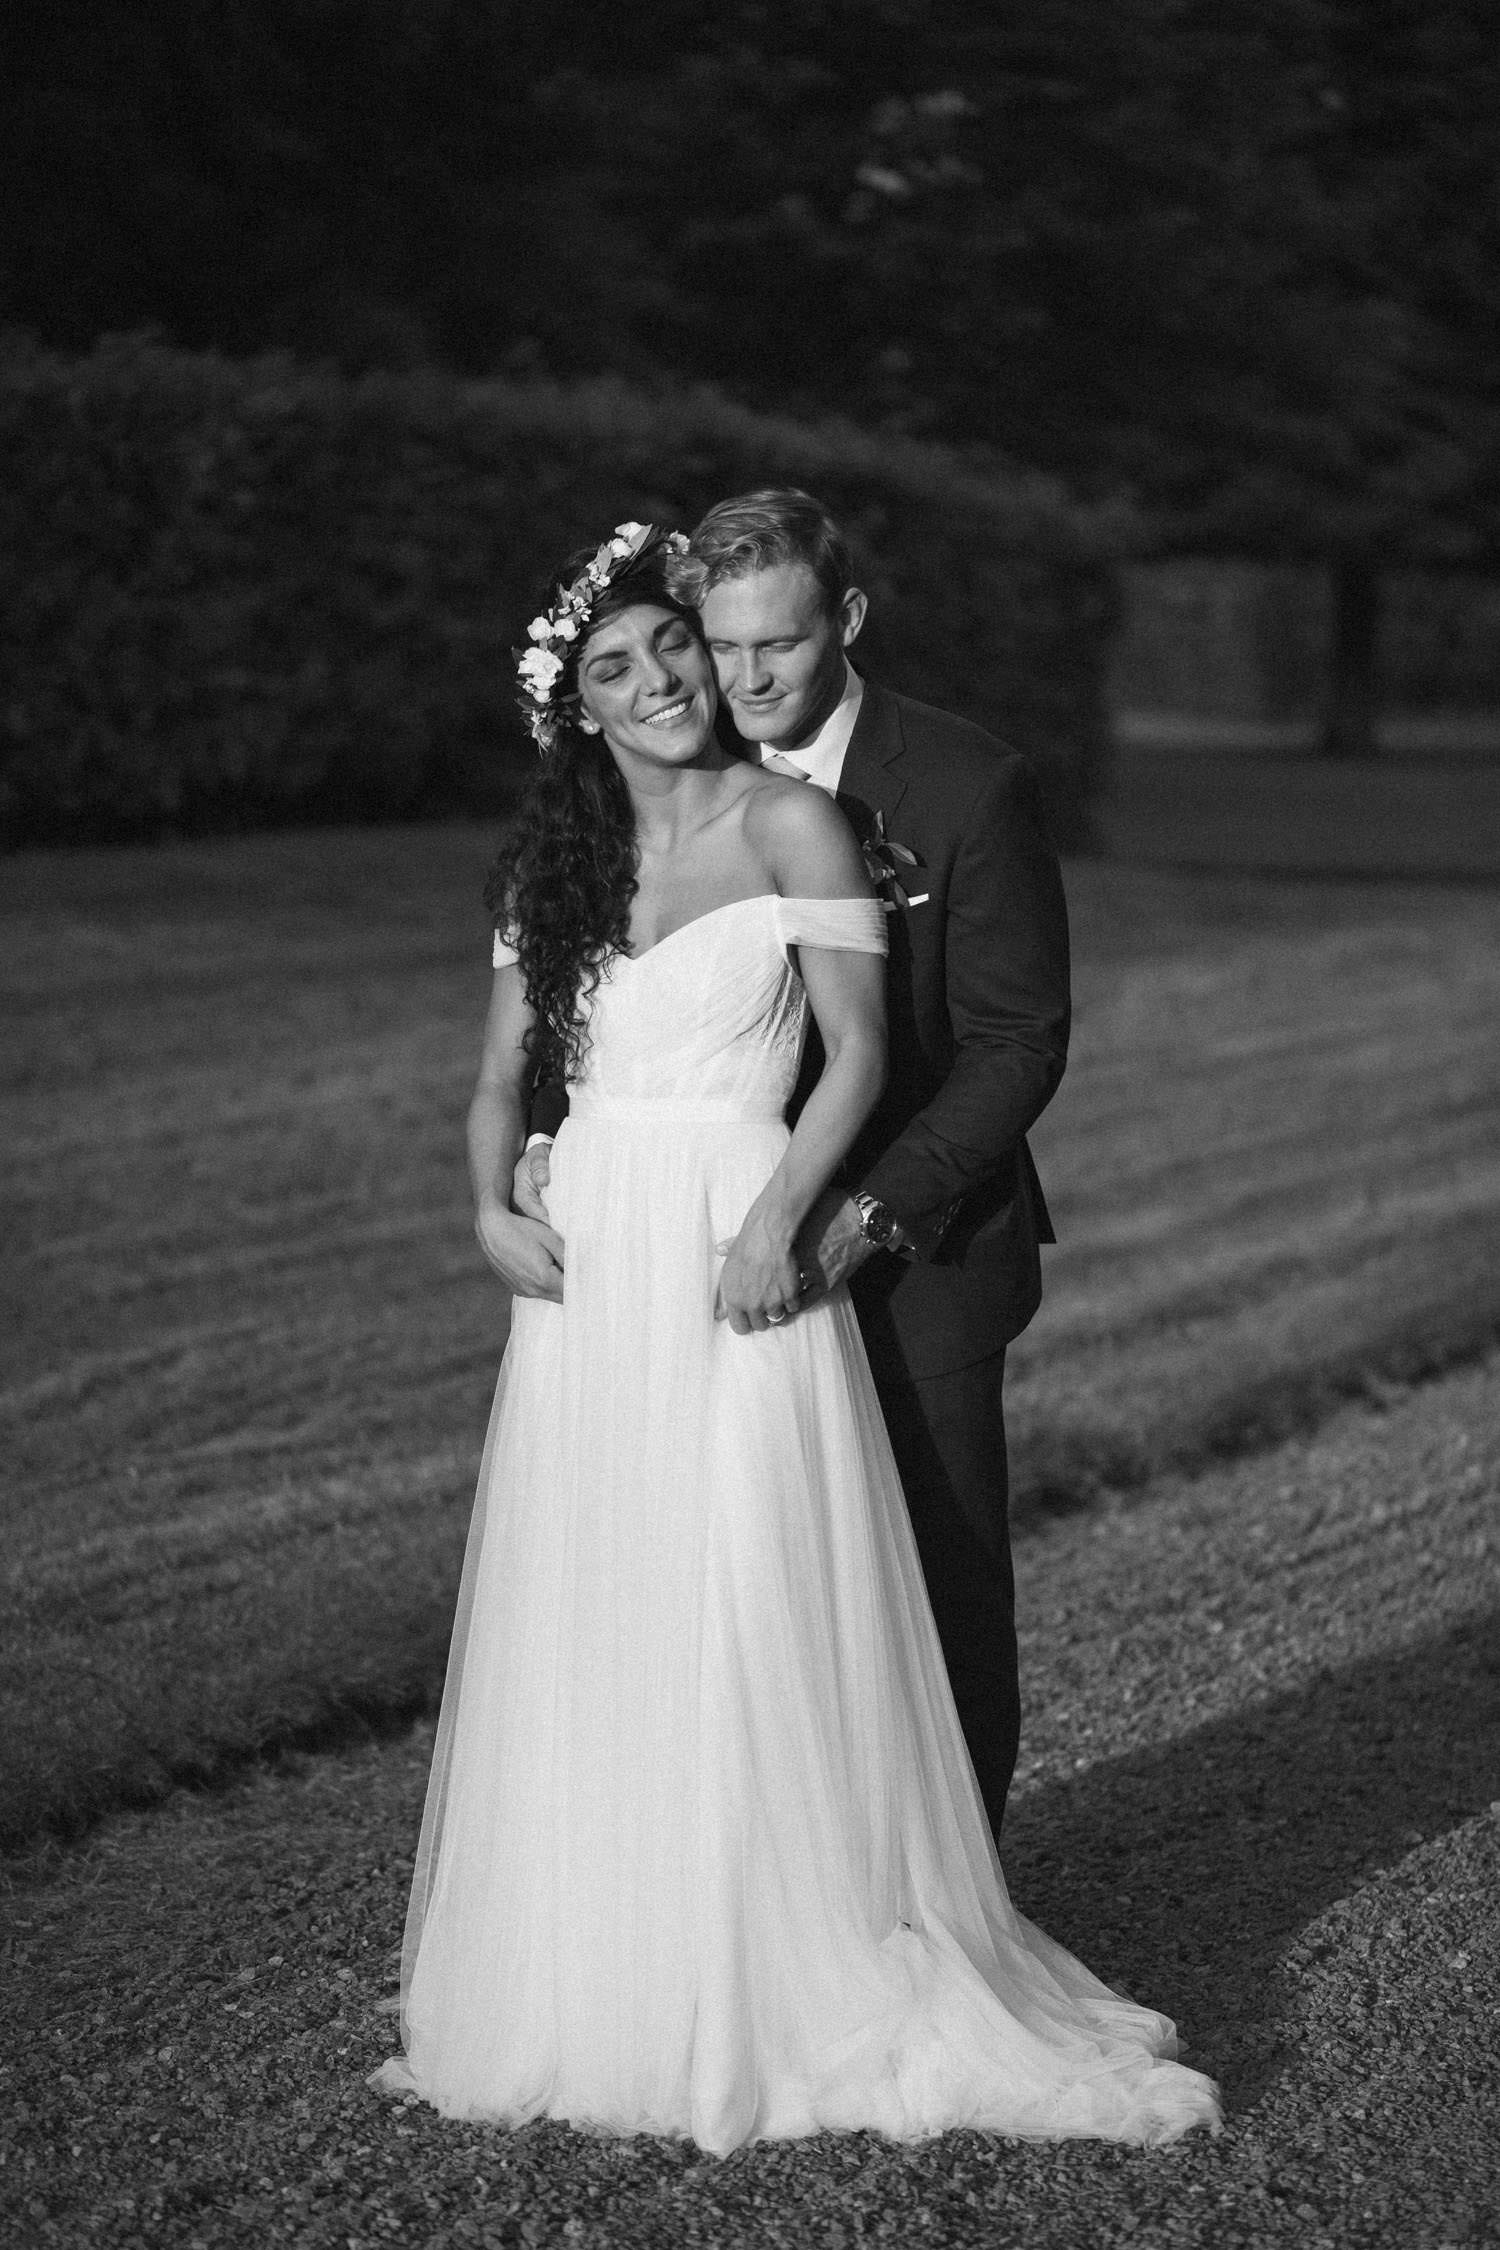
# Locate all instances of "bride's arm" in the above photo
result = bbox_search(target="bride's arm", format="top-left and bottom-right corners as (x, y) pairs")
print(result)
(468, 964), (566, 1301)
(717, 788), (886, 1335)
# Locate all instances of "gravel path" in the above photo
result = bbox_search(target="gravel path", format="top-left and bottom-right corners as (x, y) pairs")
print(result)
(5, 1357), (1498, 2249)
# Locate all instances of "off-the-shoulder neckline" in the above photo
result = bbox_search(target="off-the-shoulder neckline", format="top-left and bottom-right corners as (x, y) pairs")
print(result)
(619, 892), (875, 963)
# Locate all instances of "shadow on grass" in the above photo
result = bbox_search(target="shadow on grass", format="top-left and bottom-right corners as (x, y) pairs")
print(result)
(1010, 1307), (1500, 1526)
(1001, 1605), (1500, 2110)
(0, 1670), (445, 1872)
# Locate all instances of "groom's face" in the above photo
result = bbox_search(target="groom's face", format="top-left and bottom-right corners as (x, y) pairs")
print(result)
(698, 562), (864, 755)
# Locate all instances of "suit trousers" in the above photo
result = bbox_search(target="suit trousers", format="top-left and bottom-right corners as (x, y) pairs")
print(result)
(865, 1346), (1019, 1837)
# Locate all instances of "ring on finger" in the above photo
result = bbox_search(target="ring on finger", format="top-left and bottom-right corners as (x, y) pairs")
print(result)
(765, 1307), (788, 1325)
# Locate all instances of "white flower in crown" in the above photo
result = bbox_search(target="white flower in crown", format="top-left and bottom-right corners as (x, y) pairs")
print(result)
(518, 647), (565, 698)
(609, 521), (649, 558)
(550, 610), (581, 642)
(526, 615), (553, 642)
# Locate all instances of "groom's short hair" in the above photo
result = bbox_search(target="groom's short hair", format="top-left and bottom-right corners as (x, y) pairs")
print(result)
(686, 489), (854, 617)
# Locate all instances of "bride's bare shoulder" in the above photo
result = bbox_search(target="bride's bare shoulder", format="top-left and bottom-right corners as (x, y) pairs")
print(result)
(740, 773), (867, 892)
(739, 768), (848, 846)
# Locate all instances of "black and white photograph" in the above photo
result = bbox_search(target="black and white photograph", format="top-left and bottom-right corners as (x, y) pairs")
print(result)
(2, 4), (1497, 2246)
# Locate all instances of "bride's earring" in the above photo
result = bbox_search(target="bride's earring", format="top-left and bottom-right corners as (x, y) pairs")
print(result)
(579, 716), (602, 734)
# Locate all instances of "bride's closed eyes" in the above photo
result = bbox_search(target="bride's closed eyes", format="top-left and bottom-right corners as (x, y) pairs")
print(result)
(584, 622), (696, 685)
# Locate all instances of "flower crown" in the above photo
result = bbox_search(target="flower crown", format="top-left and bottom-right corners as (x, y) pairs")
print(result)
(515, 520), (691, 752)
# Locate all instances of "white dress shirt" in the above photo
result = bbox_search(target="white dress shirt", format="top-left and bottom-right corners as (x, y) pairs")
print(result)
(758, 660), (864, 794)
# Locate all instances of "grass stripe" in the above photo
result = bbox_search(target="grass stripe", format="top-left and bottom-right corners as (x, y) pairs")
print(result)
(3, 827), (1498, 1851)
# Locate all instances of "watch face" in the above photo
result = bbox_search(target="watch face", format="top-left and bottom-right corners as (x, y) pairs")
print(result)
(858, 1196), (897, 1247)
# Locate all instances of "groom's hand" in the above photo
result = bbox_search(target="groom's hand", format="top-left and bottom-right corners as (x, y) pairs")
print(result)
(512, 1138), (553, 1222)
(475, 1191), (564, 1301)
(793, 1188), (878, 1298)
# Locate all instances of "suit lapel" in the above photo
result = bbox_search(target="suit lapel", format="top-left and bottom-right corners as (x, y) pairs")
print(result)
(837, 677), (909, 839)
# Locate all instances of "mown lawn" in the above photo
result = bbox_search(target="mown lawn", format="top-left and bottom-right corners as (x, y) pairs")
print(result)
(1096, 739), (1500, 878)
(6, 1354), (1496, 2246)
(3, 825), (1498, 1851)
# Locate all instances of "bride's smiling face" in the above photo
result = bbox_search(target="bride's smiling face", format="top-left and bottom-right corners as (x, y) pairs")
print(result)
(576, 603), (718, 766)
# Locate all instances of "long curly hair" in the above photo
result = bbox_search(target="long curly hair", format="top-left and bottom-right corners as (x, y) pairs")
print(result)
(485, 533), (708, 1087)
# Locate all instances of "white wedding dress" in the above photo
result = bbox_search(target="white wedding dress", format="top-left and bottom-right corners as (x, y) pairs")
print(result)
(373, 893), (1219, 2153)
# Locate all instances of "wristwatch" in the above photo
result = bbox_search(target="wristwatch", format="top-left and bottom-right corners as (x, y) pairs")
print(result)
(851, 1191), (902, 1251)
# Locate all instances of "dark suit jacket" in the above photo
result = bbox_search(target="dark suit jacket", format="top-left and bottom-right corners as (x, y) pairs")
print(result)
(527, 676), (1070, 1382)
(804, 680), (1070, 1380)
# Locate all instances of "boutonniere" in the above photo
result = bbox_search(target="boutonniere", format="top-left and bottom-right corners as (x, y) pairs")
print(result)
(860, 810), (924, 909)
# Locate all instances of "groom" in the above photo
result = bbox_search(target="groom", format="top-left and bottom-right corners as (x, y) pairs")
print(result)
(520, 489), (1070, 1836)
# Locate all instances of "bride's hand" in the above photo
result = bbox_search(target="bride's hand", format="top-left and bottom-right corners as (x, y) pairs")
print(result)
(714, 1216), (805, 1335)
(476, 1192), (565, 1301)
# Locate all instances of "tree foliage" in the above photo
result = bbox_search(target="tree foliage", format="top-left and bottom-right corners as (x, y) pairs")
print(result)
(0, 335), (1112, 844)
(1, 0), (1495, 563)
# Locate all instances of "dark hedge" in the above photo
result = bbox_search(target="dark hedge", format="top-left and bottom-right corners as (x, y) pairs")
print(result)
(0, 334), (1116, 847)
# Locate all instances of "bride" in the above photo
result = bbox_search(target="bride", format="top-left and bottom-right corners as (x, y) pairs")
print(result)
(372, 522), (1220, 2154)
